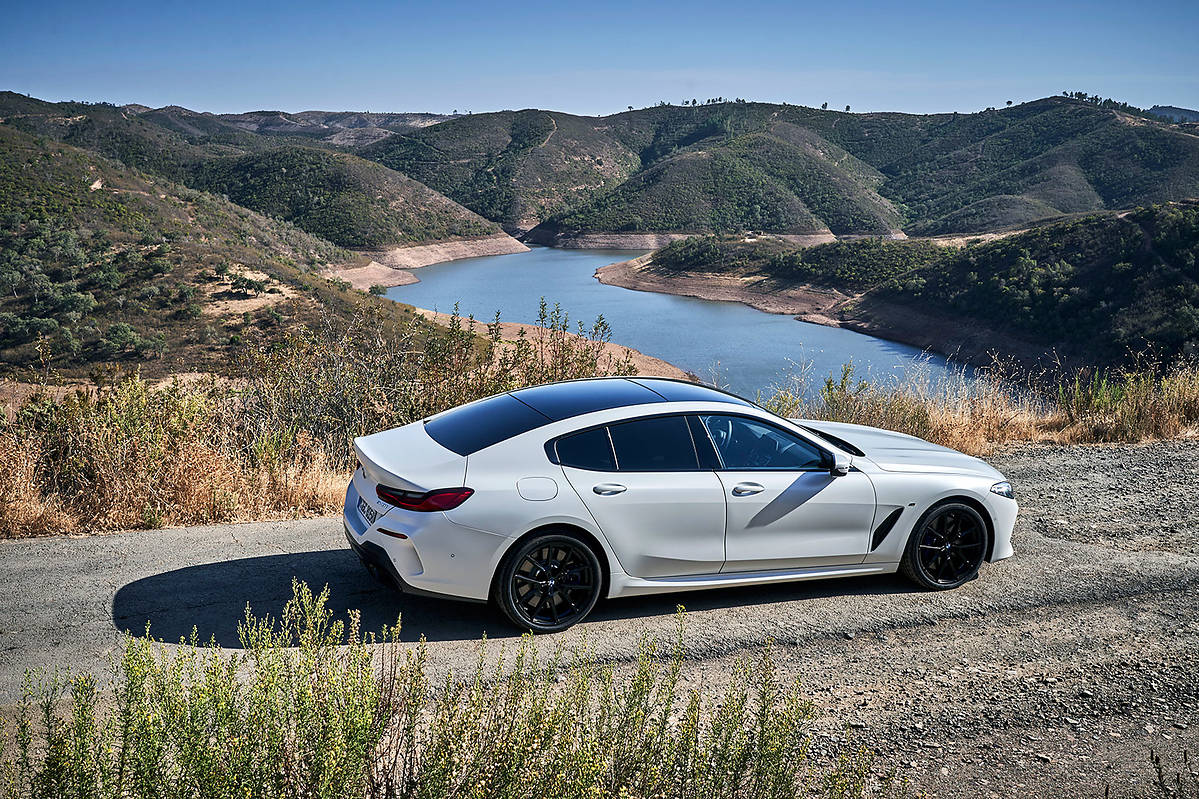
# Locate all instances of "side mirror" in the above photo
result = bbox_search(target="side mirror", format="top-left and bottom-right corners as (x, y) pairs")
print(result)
(830, 452), (852, 477)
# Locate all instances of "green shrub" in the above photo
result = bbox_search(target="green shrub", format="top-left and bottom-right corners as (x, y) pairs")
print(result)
(0, 583), (882, 799)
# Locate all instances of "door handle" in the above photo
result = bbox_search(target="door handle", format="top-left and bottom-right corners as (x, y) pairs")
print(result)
(731, 482), (765, 496)
(593, 483), (627, 496)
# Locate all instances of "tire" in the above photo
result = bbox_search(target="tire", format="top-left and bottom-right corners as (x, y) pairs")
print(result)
(900, 502), (989, 590)
(495, 533), (603, 632)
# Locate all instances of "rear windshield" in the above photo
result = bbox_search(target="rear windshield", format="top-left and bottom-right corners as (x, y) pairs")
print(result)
(424, 394), (549, 455)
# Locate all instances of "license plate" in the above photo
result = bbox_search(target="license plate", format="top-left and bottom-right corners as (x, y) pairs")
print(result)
(357, 495), (378, 526)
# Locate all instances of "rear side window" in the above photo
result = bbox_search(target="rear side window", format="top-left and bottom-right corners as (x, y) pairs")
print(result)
(608, 415), (699, 471)
(424, 394), (549, 455)
(554, 427), (616, 470)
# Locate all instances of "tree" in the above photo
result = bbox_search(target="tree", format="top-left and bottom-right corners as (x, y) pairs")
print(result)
(627, 106), (633, 111)
(1006, 99), (1013, 106)
(821, 102), (828, 110)
(845, 105), (851, 112)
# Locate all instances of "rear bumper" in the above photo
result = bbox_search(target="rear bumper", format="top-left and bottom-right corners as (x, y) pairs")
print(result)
(343, 479), (502, 603)
(343, 524), (484, 603)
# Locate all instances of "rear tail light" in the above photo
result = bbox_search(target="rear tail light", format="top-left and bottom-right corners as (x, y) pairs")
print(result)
(375, 485), (474, 512)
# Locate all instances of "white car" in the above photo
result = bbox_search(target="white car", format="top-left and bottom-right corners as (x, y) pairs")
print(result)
(344, 377), (1017, 632)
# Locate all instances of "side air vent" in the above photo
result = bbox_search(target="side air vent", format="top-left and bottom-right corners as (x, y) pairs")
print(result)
(870, 507), (904, 551)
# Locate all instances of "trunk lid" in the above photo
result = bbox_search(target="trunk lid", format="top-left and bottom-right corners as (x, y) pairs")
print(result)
(353, 421), (468, 491)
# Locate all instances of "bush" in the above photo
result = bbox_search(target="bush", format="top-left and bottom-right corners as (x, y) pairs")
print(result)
(0, 582), (884, 799)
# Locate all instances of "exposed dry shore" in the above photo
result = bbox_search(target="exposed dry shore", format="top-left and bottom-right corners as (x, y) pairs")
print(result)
(323, 233), (528, 290)
(410, 307), (690, 380)
(596, 254), (1045, 367)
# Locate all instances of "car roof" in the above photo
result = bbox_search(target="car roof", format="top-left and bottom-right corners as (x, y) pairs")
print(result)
(423, 378), (755, 456)
(510, 377), (754, 420)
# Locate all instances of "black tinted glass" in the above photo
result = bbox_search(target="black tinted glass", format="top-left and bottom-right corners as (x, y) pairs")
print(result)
(512, 379), (661, 421)
(555, 427), (616, 470)
(424, 394), (549, 455)
(701, 415), (827, 470)
(633, 378), (754, 406)
(609, 416), (698, 471)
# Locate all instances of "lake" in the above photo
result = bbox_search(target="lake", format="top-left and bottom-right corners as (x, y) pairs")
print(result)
(386, 247), (964, 397)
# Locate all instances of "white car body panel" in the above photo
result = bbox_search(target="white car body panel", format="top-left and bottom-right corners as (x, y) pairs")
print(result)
(561, 465), (727, 577)
(343, 380), (1018, 608)
(716, 469), (876, 572)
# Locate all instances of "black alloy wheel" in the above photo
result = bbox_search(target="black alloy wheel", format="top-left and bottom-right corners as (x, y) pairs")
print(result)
(900, 503), (989, 590)
(496, 533), (602, 632)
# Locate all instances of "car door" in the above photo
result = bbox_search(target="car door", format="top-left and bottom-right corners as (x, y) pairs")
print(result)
(556, 415), (727, 578)
(695, 414), (876, 572)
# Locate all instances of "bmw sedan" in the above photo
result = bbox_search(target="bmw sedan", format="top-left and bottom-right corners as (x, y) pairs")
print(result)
(344, 377), (1017, 632)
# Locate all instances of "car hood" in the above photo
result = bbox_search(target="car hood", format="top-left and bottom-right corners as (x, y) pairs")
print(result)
(792, 419), (1004, 479)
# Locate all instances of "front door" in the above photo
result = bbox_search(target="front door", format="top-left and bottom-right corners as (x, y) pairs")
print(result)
(696, 414), (876, 572)
(557, 415), (726, 578)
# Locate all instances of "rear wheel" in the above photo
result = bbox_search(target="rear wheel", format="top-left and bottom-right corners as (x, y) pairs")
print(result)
(900, 503), (989, 590)
(495, 533), (602, 632)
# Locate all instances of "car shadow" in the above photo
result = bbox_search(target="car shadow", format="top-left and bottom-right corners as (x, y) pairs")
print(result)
(112, 548), (918, 647)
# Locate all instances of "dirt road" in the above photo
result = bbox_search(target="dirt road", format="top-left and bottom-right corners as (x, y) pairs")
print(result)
(1, 440), (1196, 797)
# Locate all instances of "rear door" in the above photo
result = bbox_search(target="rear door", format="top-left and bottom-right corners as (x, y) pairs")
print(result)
(695, 414), (876, 572)
(557, 415), (727, 578)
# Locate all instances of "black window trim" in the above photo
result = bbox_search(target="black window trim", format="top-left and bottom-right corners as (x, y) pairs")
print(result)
(545, 411), (706, 473)
(695, 412), (835, 472)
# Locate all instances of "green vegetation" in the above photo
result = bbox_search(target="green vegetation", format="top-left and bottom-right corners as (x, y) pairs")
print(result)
(192, 147), (497, 248)
(0, 93), (495, 251)
(0, 124), (420, 376)
(653, 203), (1199, 365)
(360, 109), (642, 229)
(356, 95), (1199, 237)
(870, 204), (1199, 363)
(1, 582), (886, 799)
(655, 236), (940, 290)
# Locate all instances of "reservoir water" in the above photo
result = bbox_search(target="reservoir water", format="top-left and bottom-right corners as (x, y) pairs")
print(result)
(386, 247), (963, 397)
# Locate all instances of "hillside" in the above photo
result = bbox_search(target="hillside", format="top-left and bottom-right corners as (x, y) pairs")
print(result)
(358, 109), (643, 232)
(217, 110), (451, 146)
(1150, 105), (1199, 123)
(191, 148), (499, 248)
(0, 93), (502, 251)
(0, 125), (423, 377)
(356, 96), (1199, 238)
(644, 203), (1199, 366)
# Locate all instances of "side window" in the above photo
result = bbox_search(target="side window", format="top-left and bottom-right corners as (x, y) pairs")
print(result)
(700, 415), (828, 470)
(608, 415), (699, 471)
(555, 426), (616, 470)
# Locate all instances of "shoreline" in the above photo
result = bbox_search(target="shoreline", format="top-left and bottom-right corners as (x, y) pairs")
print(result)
(596, 255), (1049, 369)
(322, 233), (528, 290)
(409, 307), (692, 380)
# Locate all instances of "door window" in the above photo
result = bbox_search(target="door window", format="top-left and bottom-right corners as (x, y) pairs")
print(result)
(699, 415), (828, 470)
(608, 415), (699, 471)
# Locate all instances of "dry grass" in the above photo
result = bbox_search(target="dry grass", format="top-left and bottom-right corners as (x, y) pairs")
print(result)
(763, 360), (1199, 457)
(2, 306), (1197, 537)
(0, 305), (637, 537)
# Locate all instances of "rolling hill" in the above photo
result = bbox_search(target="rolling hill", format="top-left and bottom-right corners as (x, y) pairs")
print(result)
(355, 96), (1199, 239)
(0, 93), (503, 250)
(0, 124), (423, 376)
(358, 109), (643, 233)
(648, 202), (1199, 366)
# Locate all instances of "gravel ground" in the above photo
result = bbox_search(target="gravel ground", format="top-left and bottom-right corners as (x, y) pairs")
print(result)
(0, 439), (1196, 796)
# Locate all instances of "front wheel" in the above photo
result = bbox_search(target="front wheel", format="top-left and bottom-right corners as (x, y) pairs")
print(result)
(900, 503), (989, 590)
(495, 533), (603, 632)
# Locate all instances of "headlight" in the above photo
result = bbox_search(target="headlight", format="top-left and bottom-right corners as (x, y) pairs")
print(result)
(990, 481), (1014, 499)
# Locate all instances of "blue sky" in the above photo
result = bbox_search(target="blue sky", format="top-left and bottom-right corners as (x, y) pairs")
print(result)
(2, 0), (1196, 115)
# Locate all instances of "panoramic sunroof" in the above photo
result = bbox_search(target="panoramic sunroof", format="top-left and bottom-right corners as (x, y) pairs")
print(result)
(509, 379), (662, 421)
